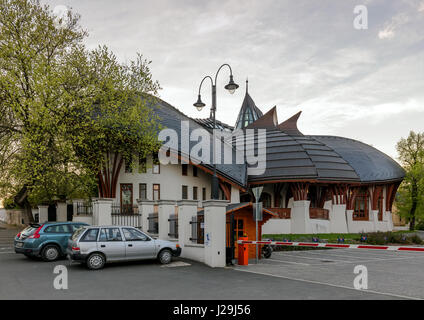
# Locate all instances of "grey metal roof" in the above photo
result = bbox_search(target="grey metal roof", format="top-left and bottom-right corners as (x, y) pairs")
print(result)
(310, 135), (405, 183)
(244, 129), (404, 184)
(148, 97), (248, 187)
(193, 118), (234, 131)
(147, 95), (404, 186)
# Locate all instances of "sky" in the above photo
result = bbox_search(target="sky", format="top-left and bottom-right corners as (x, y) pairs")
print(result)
(45, 0), (424, 160)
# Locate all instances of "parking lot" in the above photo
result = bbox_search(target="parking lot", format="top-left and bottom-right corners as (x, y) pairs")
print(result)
(0, 226), (422, 300)
(235, 247), (424, 300)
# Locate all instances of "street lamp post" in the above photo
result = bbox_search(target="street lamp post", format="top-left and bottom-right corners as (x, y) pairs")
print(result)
(194, 64), (239, 200)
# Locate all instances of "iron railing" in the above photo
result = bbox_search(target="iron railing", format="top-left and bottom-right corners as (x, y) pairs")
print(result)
(111, 203), (142, 228)
(190, 214), (204, 244)
(76, 202), (93, 216)
(168, 214), (178, 238)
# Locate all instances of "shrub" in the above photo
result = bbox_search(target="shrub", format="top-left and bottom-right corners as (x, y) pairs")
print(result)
(409, 234), (423, 245)
(415, 221), (424, 231)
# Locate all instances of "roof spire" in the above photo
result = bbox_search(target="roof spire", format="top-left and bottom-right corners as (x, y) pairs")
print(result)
(246, 78), (248, 94)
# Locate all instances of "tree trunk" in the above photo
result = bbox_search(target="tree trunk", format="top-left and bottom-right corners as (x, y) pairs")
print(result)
(23, 201), (34, 224)
(14, 185), (34, 224)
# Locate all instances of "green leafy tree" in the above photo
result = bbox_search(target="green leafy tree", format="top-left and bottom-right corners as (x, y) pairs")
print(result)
(396, 131), (424, 230)
(0, 0), (161, 222)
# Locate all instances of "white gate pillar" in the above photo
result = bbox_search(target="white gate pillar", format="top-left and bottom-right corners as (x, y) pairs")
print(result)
(137, 200), (155, 233)
(203, 200), (228, 268)
(56, 202), (67, 222)
(158, 200), (175, 240)
(92, 198), (113, 226)
(38, 205), (48, 223)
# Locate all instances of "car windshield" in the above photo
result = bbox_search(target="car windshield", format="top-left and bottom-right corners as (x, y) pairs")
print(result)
(71, 227), (87, 241)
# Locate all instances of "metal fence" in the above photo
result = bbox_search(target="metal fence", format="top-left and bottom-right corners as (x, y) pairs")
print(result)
(168, 214), (178, 238)
(148, 212), (159, 234)
(76, 202), (93, 216)
(190, 214), (204, 244)
(111, 203), (142, 228)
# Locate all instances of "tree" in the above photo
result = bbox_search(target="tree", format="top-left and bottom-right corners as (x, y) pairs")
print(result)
(396, 131), (424, 230)
(0, 0), (161, 222)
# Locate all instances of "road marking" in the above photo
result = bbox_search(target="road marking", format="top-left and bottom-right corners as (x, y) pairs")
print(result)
(294, 250), (421, 262)
(234, 268), (421, 300)
(272, 251), (423, 265)
(0, 251), (14, 254)
(263, 258), (310, 266)
(273, 252), (351, 263)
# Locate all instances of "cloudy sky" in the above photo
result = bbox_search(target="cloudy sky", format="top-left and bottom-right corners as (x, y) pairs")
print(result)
(46, 0), (424, 160)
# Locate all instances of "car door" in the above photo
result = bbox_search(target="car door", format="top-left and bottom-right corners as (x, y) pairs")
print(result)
(44, 224), (70, 253)
(122, 227), (156, 260)
(97, 228), (126, 261)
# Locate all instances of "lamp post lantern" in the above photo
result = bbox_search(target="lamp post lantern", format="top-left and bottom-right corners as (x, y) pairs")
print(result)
(193, 64), (239, 199)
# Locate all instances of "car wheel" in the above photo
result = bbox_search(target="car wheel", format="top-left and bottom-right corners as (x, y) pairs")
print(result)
(86, 253), (105, 270)
(158, 249), (172, 264)
(41, 245), (60, 262)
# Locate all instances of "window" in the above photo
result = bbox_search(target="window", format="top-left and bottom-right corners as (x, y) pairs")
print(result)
(193, 166), (198, 177)
(153, 184), (160, 200)
(152, 154), (160, 174)
(99, 228), (122, 242)
(71, 227), (86, 241)
(44, 224), (70, 233)
(122, 228), (148, 241)
(125, 156), (133, 173)
(182, 185), (188, 200)
(120, 184), (133, 207)
(81, 228), (99, 242)
(202, 187), (206, 201)
(138, 155), (146, 173)
(226, 218), (246, 248)
(182, 164), (188, 176)
(139, 183), (147, 200)
(354, 187), (369, 220)
(193, 186), (198, 200)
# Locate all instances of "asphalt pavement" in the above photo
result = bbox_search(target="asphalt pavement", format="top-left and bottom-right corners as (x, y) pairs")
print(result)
(0, 227), (419, 300)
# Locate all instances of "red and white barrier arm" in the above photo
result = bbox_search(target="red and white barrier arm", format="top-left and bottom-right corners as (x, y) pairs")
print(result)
(237, 240), (424, 252)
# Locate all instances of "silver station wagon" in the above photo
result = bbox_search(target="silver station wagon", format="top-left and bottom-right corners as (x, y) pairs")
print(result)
(67, 226), (181, 270)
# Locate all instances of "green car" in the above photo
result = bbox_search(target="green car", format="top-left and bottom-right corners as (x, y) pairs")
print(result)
(14, 222), (89, 261)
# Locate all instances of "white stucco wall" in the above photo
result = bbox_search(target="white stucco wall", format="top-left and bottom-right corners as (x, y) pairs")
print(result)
(115, 156), (213, 203)
(262, 219), (291, 234)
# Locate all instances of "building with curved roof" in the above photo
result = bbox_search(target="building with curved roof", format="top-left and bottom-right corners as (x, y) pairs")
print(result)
(111, 85), (404, 239)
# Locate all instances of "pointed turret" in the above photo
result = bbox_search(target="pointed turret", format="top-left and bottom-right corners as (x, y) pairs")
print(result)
(246, 106), (278, 130)
(278, 111), (303, 135)
(234, 80), (263, 130)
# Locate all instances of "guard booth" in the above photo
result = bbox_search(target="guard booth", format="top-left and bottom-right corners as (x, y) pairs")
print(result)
(225, 203), (276, 263)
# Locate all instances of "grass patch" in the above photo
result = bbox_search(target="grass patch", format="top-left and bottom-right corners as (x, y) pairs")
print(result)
(263, 231), (422, 250)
